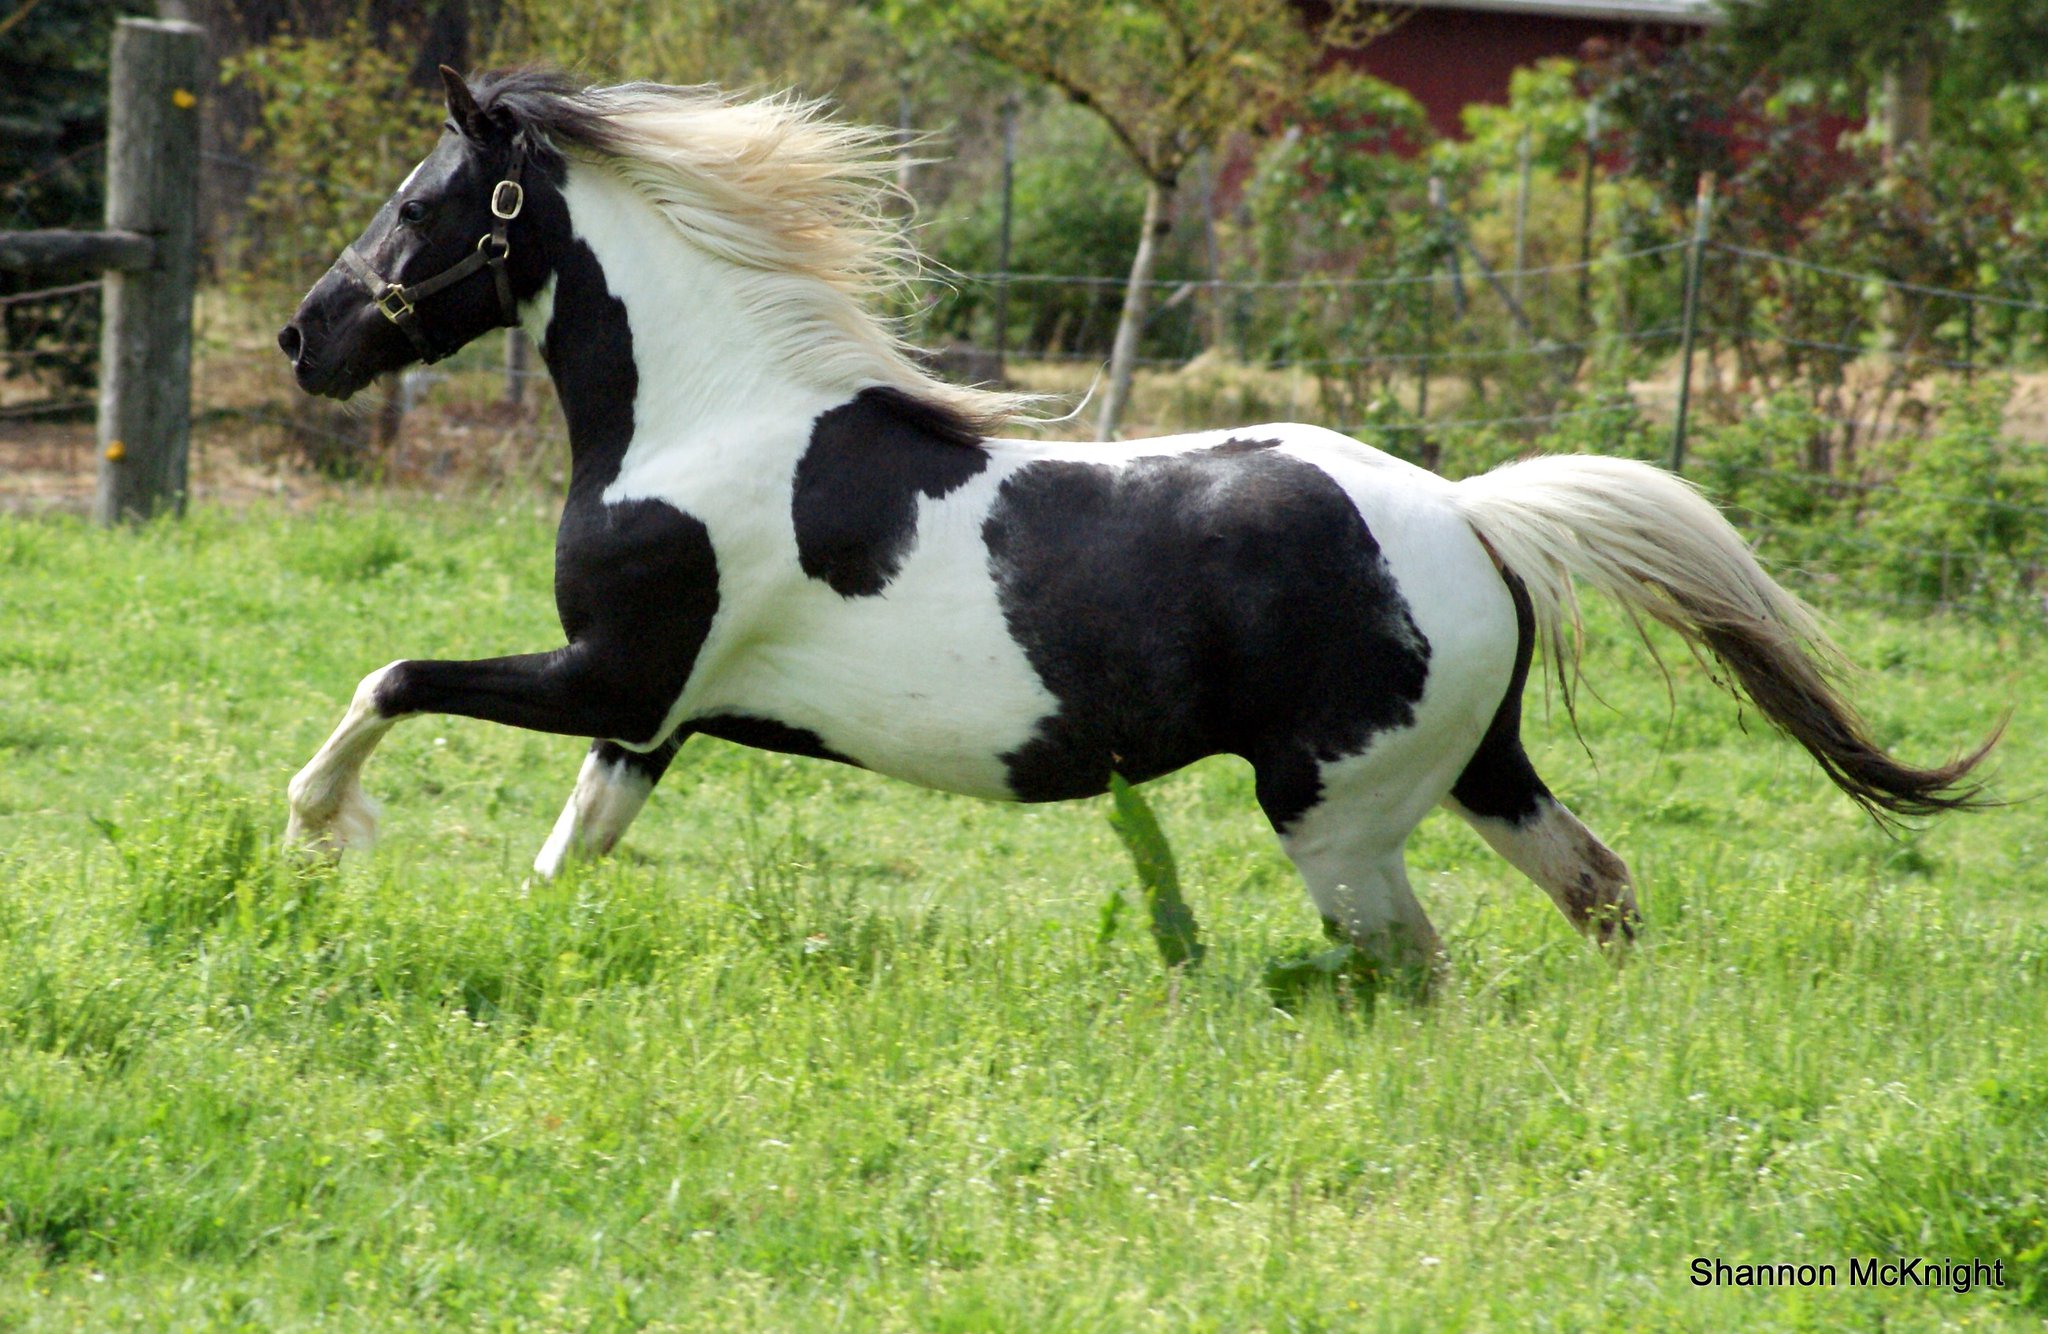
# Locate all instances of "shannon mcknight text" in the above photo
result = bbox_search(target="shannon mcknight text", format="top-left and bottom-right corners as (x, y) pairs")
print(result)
(1690, 1257), (2006, 1293)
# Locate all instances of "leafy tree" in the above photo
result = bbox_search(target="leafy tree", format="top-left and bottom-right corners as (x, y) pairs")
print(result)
(1236, 71), (1438, 440)
(219, 25), (436, 299)
(887, 0), (1389, 436)
(486, 0), (923, 129)
(1718, 0), (2048, 161)
(0, 0), (145, 230)
(924, 103), (1206, 359)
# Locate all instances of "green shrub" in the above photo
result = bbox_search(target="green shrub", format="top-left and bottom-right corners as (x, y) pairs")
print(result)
(1231, 71), (1439, 425)
(1860, 378), (2048, 614)
(218, 24), (438, 304)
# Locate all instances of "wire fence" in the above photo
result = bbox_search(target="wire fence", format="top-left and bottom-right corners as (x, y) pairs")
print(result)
(0, 280), (102, 419)
(4, 216), (2045, 622)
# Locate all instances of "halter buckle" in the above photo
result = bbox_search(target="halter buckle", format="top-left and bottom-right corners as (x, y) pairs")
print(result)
(375, 286), (415, 322)
(491, 180), (525, 220)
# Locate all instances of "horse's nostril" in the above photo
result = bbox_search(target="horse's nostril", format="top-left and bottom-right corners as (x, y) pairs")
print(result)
(277, 323), (304, 362)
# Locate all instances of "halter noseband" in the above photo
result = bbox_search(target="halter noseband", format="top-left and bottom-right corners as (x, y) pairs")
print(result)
(339, 138), (527, 364)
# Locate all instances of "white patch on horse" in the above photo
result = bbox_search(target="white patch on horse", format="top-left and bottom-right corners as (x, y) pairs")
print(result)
(521, 272), (557, 354)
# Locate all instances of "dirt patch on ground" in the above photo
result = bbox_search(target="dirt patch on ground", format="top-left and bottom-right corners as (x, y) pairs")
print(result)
(1626, 349), (2048, 445)
(1999, 372), (2048, 445)
(0, 419), (95, 514)
(0, 414), (348, 516)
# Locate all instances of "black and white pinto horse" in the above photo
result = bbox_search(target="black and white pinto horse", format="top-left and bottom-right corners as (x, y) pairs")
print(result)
(279, 69), (1994, 976)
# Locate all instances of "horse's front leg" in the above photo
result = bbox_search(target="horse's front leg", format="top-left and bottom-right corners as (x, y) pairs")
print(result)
(285, 661), (406, 853)
(532, 734), (687, 879)
(286, 646), (673, 855)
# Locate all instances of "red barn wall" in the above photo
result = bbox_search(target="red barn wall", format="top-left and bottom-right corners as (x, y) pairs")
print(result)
(1310, 6), (1705, 140)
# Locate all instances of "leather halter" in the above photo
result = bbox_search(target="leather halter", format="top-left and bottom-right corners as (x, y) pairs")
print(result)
(339, 138), (527, 364)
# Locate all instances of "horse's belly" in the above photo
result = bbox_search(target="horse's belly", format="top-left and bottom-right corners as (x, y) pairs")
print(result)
(733, 643), (1058, 799)
(683, 522), (1061, 801)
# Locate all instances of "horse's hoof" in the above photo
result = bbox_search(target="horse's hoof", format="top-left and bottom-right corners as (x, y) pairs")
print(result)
(530, 842), (567, 882)
(285, 781), (381, 857)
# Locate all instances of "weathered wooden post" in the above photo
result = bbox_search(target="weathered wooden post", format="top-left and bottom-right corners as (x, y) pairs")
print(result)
(505, 327), (530, 408)
(92, 17), (206, 525)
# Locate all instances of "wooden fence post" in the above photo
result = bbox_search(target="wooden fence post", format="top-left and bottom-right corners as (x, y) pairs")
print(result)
(92, 17), (206, 526)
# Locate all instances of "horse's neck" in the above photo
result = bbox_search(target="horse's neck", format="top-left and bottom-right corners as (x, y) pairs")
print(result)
(533, 164), (841, 504)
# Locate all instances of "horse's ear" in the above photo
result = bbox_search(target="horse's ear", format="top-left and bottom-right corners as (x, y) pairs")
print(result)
(440, 65), (487, 139)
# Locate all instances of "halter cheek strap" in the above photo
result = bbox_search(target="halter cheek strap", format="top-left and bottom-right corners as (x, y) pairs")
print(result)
(338, 140), (527, 364)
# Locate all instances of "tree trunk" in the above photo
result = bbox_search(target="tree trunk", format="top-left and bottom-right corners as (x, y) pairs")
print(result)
(1881, 56), (1933, 167)
(1880, 56), (1934, 352)
(1097, 177), (1174, 439)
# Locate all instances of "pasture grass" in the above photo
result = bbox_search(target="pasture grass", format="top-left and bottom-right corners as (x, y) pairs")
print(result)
(0, 499), (2044, 1331)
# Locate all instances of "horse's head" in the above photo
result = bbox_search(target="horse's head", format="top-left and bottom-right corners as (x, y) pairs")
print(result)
(279, 67), (558, 399)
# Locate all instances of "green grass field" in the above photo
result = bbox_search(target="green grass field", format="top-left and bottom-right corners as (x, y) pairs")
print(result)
(1, 500), (2043, 1331)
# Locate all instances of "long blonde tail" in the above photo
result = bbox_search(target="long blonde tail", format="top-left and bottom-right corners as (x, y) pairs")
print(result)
(1450, 454), (1997, 821)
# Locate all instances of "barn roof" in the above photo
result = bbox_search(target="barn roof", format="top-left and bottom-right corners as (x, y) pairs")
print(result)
(1401, 0), (1718, 23)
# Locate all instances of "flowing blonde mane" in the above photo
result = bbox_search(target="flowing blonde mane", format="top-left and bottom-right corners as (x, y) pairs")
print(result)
(479, 73), (1033, 433)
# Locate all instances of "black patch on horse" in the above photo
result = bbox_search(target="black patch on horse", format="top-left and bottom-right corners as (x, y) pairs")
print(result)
(548, 497), (720, 737)
(1448, 568), (1551, 825)
(381, 497), (720, 745)
(592, 733), (687, 785)
(792, 386), (990, 598)
(694, 713), (863, 766)
(544, 238), (636, 496)
(981, 444), (1431, 828)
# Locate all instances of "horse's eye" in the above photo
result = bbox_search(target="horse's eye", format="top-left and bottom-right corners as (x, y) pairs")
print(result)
(399, 199), (428, 224)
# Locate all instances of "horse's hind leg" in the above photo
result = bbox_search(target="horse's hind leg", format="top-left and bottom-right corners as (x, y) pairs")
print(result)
(1258, 749), (1449, 987)
(1445, 728), (1637, 946)
(532, 734), (686, 879)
